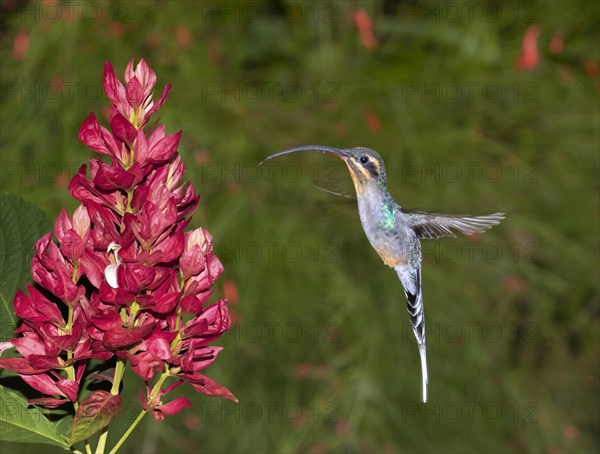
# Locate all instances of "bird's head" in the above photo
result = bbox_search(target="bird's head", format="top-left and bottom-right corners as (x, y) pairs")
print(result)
(262, 145), (387, 194)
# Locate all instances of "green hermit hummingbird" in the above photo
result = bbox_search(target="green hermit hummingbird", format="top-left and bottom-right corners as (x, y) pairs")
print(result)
(263, 145), (505, 403)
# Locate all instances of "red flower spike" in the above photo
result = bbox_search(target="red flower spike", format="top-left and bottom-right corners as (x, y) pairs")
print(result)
(1, 58), (234, 416)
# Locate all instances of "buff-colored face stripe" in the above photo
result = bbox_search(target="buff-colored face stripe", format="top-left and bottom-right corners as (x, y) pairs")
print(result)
(343, 157), (381, 194)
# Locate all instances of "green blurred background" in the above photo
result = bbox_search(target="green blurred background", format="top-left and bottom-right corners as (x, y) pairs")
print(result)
(1, 0), (598, 453)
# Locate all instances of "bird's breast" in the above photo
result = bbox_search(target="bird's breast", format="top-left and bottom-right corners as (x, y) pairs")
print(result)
(356, 191), (420, 268)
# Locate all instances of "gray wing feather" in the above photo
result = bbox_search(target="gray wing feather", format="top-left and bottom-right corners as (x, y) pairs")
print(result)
(402, 211), (505, 239)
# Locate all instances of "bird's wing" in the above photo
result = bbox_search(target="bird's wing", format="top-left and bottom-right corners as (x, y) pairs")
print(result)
(314, 182), (356, 200)
(396, 265), (428, 403)
(401, 211), (505, 239)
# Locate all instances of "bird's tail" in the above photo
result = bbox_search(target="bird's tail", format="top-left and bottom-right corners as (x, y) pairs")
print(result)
(417, 337), (428, 403)
(396, 265), (428, 403)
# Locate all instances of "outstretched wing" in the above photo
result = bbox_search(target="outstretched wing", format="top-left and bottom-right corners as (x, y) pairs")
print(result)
(402, 211), (505, 239)
(396, 265), (428, 403)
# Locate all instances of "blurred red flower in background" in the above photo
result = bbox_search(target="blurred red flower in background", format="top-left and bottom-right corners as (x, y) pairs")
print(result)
(549, 32), (564, 55)
(516, 24), (541, 71)
(13, 30), (30, 60)
(352, 9), (378, 50)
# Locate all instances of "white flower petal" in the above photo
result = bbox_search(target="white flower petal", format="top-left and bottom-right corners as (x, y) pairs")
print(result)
(105, 263), (120, 289)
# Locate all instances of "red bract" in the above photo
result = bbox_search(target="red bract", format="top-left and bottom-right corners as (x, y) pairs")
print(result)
(0, 59), (235, 412)
(139, 381), (192, 421)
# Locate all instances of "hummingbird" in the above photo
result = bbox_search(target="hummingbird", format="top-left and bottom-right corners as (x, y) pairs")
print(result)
(262, 145), (505, 403)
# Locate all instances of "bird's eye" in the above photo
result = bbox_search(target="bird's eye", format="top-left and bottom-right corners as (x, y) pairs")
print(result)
(359, 156), (369, 164)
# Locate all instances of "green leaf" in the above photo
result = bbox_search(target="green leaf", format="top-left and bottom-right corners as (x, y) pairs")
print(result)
(53, 415), (74, 442)
(0, 385), (69, 448)
(70, 391), (121, 445)
(0, 192), (52, 342)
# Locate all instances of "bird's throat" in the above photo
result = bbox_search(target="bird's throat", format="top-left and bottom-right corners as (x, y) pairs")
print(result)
(355, 183), (398, 232)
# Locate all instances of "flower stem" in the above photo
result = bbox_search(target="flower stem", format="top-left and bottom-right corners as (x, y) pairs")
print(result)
(94, 359), (126, 454)
(66, 267), (91, 454)
(110, 359), (126, 395)
(95, 427), (109, 454)
(65, 306), (78, 411)
(107, 409), (146, 454)
(66, 264), (78, 401)
(108, 369), (170, 454)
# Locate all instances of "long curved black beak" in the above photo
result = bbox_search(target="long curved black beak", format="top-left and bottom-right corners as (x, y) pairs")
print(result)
(260, 145), (350, 164)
